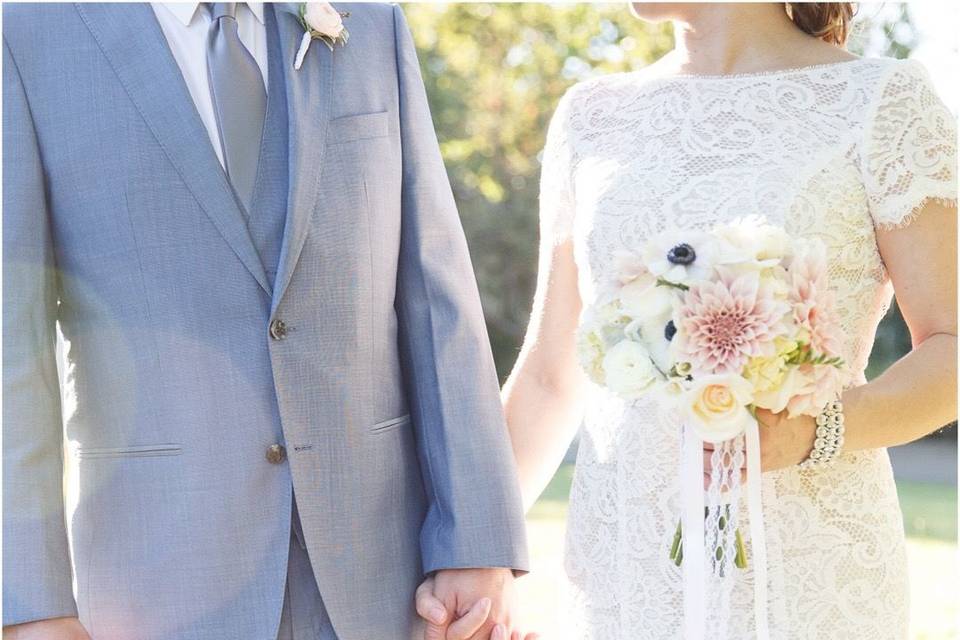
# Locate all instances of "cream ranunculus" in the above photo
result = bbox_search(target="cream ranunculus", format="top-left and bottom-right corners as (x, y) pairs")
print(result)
(742, 336), (799, 395)
(682, 374), (755, 443)
(304, 2), (345, 37)
(602, 340), (659, 398)
(752, 363), (815, 414)
(576, 302), (624, 386)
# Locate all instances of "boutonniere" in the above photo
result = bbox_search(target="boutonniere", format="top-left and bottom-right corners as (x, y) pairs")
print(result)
(294, 2), (350, 70)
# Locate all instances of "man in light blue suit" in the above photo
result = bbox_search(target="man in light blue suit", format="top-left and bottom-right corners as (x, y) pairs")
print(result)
(3, 3), (528, 639)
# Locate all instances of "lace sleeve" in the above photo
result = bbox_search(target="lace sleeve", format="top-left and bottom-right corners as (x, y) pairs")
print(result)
(539, 89), (577, 244)
(861, 59), (958, 230)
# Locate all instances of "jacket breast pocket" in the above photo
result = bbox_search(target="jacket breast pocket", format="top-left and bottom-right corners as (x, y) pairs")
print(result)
(328, 111), (390, 145)
(76, 444), (183, 459)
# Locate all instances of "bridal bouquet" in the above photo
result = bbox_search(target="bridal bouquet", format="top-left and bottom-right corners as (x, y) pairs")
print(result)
(577, 216), (846, 572)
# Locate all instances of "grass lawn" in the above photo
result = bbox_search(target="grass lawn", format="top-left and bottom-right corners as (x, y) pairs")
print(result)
(516, 464), (958, 639)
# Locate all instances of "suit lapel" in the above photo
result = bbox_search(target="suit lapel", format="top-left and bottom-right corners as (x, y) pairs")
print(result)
(76, 3), (272, 296)
(271, 4), (335, 314)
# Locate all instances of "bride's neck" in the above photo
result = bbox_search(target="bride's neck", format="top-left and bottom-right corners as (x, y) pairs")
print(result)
(668, 4), (814, 76)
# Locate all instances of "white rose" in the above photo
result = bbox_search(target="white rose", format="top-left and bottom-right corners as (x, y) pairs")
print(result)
(602, 340), (659, 398)
(714, 217), (791, 268)
(753, 226), (791, 263)
(305, 2), (344, 37)
(682, 374), (755, 443)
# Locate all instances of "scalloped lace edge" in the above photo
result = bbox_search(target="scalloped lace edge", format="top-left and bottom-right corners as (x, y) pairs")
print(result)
(874, 195), (958, 231)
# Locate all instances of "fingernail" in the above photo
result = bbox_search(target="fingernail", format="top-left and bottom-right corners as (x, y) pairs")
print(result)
(429, 607), (446, 624)
(492, 624), (505, 640)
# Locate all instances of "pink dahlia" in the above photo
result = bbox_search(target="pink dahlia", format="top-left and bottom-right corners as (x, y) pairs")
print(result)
(677, 268), (788, 375)
(785, 363), (842, 418)
(788, 245), (842, 358)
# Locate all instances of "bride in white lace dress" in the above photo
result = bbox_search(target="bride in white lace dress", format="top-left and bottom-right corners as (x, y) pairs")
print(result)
(503, 3), (957, 639)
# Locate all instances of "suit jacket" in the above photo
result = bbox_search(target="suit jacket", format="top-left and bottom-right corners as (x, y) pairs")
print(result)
(2, 4), (528, 638)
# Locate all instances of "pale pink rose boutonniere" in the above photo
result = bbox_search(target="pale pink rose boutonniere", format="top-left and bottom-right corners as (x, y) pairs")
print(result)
(294, 2), (350, 70)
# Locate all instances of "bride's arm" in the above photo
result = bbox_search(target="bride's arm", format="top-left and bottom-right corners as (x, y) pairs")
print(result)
(754, 61), (959, 470)
(839, 197), (958, 451)
(758, 197), (957, 470)
(502, 237), (587, 511)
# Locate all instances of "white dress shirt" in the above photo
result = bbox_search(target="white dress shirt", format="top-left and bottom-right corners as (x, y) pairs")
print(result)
(151, 2), (268, 168)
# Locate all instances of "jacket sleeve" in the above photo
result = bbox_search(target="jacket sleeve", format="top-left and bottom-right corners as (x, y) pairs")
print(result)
(390, 6), (529, 576)
(2, 38), (77, 625)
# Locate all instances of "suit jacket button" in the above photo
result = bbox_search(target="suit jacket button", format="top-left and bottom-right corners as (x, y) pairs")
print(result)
(266, 444), (287, 464)
(269, 319), (288, 340)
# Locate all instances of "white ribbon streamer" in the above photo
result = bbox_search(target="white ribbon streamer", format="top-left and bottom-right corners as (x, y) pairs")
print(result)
(744, 416), (770, 640)
(682, 417), (770, 640)
(681, 423), (706, 640)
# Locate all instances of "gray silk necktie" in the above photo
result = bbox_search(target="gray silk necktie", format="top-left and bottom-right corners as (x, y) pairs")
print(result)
(205, 2), (267, 213)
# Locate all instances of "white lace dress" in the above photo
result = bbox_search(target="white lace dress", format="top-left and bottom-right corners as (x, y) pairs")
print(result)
(540, 58), (957, 639)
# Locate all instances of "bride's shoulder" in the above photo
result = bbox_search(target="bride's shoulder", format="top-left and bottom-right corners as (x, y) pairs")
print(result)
(846, 56), (937, 91)
(555, 69), (656, 115)
(849, 57), (947, 122)
(568, 69), (648, 93)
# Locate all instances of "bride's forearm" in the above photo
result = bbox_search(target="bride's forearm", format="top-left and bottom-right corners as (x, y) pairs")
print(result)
(502, 360), (585, 512)
(842, 332), (957, 452)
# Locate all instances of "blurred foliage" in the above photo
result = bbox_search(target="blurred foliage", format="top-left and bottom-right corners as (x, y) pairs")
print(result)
(848, 2), (919, 58)
(403, 3), (953, 436)
(404, 3), (674, 372)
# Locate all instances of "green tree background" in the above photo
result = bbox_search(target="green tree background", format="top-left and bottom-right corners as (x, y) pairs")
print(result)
(401, 3), (953, 435)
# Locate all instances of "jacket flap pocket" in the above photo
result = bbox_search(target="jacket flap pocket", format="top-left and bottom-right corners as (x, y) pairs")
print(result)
(328, 111), (389, 144)
(371, 414), (411, 434)
(76, 444), (183, 459)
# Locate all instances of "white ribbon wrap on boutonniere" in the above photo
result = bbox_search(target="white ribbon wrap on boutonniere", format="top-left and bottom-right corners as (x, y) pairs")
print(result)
(294, 2), (350, 70)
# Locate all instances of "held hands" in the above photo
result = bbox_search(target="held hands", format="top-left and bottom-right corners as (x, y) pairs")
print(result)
(415, 568), (539, 640)
(702, 408), (818, 486)
(6, 573), (541, 640)
(3, 617), (91, 640)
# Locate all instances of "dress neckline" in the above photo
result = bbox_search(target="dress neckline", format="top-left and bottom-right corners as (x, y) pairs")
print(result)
(652, 57), (868, 82)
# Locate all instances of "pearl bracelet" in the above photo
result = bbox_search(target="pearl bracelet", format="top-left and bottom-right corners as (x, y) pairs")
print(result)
(799, 400), (845, 469)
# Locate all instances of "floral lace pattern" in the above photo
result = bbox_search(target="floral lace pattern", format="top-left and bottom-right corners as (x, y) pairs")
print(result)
(541, 58), (957, 639)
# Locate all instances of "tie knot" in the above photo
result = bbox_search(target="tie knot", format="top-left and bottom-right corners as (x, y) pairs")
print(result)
(207, 3), (237, 20)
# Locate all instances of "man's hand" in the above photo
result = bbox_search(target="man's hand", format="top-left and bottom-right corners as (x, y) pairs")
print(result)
(414, 568), (538, 640)
(3, 617), (91, 640)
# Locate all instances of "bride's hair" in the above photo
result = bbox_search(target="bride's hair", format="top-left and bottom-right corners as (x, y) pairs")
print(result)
(785, 3), (856, 46)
